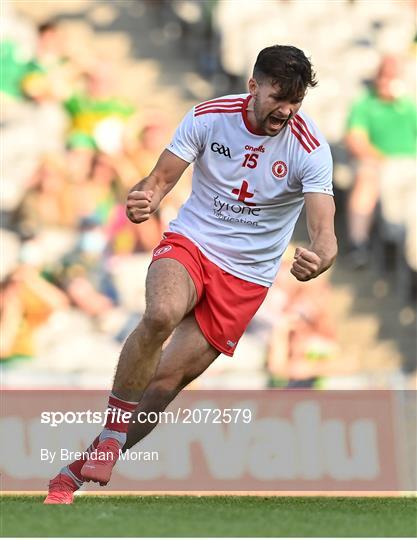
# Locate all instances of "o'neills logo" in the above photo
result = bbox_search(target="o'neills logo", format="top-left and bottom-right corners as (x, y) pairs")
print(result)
(272, 160), (288, 179)
(154, 245), (172, 257)
(245, 144), (265, 153)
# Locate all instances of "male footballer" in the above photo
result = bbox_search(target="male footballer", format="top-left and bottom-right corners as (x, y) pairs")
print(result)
(45, 45), (337, 503)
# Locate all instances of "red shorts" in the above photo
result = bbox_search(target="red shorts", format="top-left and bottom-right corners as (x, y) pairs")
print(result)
(151, 232), (268, 356)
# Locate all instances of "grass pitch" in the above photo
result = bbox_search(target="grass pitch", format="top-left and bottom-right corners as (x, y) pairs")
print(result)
(1, 495), (416, 537)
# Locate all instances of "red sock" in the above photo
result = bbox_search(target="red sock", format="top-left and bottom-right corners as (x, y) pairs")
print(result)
(103, 394), (138, 434)
(67, 436), (99, 483)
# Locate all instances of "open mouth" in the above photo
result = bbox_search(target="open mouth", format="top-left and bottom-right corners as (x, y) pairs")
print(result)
(268, 115), (286, 129)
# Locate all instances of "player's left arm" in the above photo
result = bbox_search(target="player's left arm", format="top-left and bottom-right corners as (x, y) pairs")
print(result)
(291, 193), (337, 281)
(292, 139), (337, 281)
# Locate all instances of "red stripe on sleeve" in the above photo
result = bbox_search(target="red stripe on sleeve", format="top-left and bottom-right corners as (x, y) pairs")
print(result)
(196, 102), (245, 113)
(294, 115), (320, 147)
(291, 118), (316, 151)
(195, 107), (243, 117)
(195, 97), (245, 111)
(290, 125), (311, 153)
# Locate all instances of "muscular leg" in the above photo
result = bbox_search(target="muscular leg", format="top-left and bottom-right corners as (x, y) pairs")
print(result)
(44, 258), (200, 501)
(112, 258), (197, 401)
(124, 313), (219, 450)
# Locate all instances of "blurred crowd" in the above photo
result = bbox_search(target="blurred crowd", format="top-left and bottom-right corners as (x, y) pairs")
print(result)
(1, 5), (178, 385)
(1, 0), (415, 388)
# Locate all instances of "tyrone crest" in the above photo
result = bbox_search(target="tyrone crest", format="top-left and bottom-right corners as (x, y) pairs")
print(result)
(272, 160), (288, 179)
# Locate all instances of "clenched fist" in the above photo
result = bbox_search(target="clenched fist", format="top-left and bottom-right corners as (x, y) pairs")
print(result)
(126, 190), (153, 224)
(290, 247), (321, 281)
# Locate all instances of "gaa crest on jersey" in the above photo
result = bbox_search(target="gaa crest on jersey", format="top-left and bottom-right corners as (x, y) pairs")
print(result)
(210, 142), (232, 158)
(272, 160), (288, 179)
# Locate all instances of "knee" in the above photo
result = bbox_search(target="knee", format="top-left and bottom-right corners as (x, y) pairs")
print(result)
(142, 304), (179, 337)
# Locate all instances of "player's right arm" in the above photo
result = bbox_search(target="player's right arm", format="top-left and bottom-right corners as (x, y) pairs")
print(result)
(126, 106), (206, 224)
(126, 149), (190, 224)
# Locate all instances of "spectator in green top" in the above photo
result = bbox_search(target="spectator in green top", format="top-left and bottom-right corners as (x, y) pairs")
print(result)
(64, 61), (136, 182)
(0, 40), (31, 100)
(345, 55), (417, 268)
(21, 20), (78, 103)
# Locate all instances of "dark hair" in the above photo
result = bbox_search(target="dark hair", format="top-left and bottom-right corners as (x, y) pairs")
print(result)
(37, 20), (59, 35)
(253, 45), (318, 100)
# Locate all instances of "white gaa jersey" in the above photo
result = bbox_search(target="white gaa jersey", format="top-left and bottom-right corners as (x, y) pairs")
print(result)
(167, 93), (333, 287)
